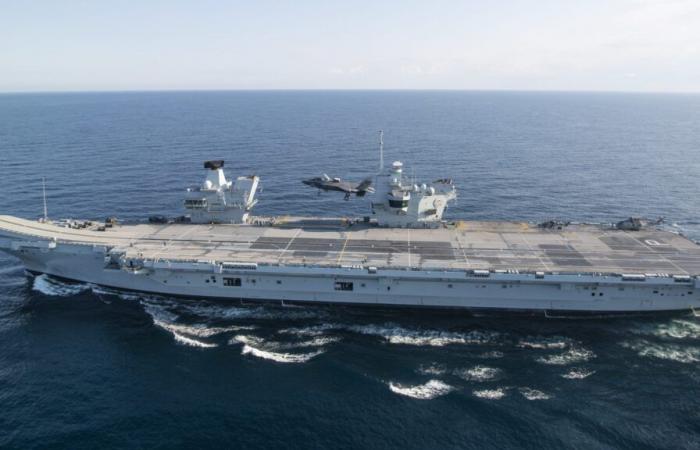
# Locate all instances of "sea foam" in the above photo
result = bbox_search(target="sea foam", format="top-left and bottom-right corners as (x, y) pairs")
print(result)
(621, 340), (700, 364)
(32, 274), (91, 297)
(231, 335), (325, 363)
(472, 388), (506, 400)
(388, 380), (454, 400)
(536, 347), (595, 365)
(347, 323), (500, 347)
(518, 387), (551, 400)
(454, 365), (502, 382)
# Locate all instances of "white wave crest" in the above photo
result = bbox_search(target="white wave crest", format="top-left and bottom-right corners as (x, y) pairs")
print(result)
(621, 340), (700, 363)
(536, 348), (595, 365)
(642, 320), (700, 340)
(160, 322), (254, 338)
(518, 387), (551, 400)
(181, 303), (324, 321)
(472, 388), (506, 400)
(152, 320), (219, 348)
(231, 335), (324, 363)
(388, 380), (454, 400)
(561, 368), (596, 379)
(90, 285), (142, 301)
(454, 365), (502, 382)
(517, 336), (573, 349)
(347, 324), (500, 347)
(141, 299), (179, 323)
(32, 274), (91, 296)
(171, 331), (218, 348)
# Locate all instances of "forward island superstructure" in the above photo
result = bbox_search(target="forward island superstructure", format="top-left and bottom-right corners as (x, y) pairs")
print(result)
(2, 145), (700, 315)
(184, 160), (259, 224)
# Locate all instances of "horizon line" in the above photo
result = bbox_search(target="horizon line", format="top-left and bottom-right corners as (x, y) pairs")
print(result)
(1, 88), (699, 96)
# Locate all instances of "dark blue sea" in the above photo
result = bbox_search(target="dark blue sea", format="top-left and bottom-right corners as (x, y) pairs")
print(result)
(1, 91), (700, 449)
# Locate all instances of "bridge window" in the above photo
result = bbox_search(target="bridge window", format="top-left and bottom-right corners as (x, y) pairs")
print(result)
(184, 199), (207, 208)
(223, 277), (241, 287)
(334, 281), (354, 291)
(389, 199), (409, 208)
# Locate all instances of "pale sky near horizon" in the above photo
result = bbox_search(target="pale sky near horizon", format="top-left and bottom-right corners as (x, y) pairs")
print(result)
(1, 0), (699, 92)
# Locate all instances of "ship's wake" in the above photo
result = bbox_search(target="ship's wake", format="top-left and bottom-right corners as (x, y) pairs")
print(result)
(388, 380), (455, 400)
(230, 335), (327, 364)
(139, 296), (338, 360)
(25, 274), (700, 395)
(32, 274), (92, 297)
(278, 322), (502, 347)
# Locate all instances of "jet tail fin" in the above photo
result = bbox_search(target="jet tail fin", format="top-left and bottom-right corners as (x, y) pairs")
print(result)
(355, 178), (373, 197)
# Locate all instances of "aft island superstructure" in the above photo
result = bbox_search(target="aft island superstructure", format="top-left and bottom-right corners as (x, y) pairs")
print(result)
(2, 147), (700, 315)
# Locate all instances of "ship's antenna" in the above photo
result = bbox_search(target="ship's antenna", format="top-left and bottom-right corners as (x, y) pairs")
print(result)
(41, 177), (48, 221)
(378, 130), (384, 173)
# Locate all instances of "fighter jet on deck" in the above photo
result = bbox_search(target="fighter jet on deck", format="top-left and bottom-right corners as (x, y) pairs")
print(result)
(302, 174), (374, 200)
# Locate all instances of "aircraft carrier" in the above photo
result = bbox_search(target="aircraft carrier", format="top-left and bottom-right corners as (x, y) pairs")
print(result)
(2, 143), (700, 315)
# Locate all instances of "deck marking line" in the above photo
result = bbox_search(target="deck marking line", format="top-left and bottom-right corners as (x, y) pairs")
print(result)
(278, 228), (302, 263)
(625, 231), (688, 275)
(520, 232), (551, 272)
(337, 233), (350, 264)
(455, 233), (470, 266)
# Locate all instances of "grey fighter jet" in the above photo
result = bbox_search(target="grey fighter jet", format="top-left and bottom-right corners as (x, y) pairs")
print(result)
(302, 174), (374, 200)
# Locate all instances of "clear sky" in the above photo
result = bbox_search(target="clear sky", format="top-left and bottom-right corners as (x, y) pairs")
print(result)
(1, 0), (699, 92)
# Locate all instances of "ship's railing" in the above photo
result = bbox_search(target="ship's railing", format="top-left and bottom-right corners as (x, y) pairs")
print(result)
(116, 253), (697, 285)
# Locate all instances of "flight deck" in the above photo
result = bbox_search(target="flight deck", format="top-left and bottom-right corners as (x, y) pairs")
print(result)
(2, 215), (700, 277)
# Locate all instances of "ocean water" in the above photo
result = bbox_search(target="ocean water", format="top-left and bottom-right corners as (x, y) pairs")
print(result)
(1, 91), (700, 449)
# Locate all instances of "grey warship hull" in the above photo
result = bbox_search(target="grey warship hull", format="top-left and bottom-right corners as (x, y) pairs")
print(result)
(3, 215), (700, 314)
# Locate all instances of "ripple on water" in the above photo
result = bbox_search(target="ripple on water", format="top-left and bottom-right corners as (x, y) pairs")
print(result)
(453, 365), (502, 382)
(416, 363), (448, 376)
(477, 350), (505, 359)
(621, 340), (700, 364)
(561, 368), (596, 379)
(280, 322), (502, 347)
(0, 265), (24, 276)
(536, 347), (596, 366)
(180, 302), (325, 321)
(518, 387), (551, 400)
(517, 335), (574, 349)
(633, 320), (700, 340)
